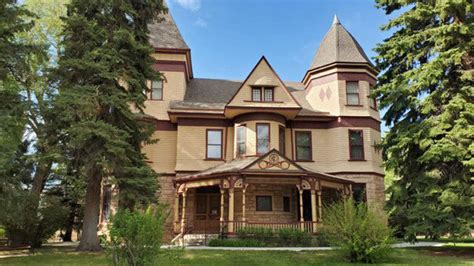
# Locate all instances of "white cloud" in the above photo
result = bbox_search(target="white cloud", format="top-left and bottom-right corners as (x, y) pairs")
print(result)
(195, 17), (207, 27)
(174, 0), (201, 12)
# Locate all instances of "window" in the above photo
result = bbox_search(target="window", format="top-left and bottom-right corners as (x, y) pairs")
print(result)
(368, 86), (377, 109)
(236, 125), (246, 157)
(283, 196), (290, 212)
(251, 87), (274, 102)
(279, 126), (286, 155)
(252, 88), (261, 101)
(264, 88), (274, 102)
(151, 80), (163, 100)
(256, 196), (272, 211)
(256, 123), (270, 155)
(206, 129), (223, 159)
(295, 131), (312, 161)
(346, 81), (360, 105)
(349, 130), (364, 160)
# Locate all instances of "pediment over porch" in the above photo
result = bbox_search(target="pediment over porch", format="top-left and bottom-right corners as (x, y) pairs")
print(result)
(243, 149), (305, 173)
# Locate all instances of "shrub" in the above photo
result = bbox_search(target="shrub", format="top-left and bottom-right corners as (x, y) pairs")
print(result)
(1, 193), (68, 247)
(107, 205), (166, 266)
(208, 239), (267, 247)
(0, 227), (5, 238)
(320, 198), (392, 263)
(236, 227), (313, 247)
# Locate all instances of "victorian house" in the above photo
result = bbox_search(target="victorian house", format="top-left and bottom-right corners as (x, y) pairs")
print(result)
(100, 11), (384, 242)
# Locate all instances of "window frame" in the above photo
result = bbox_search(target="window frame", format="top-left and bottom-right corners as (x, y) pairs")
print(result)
(236, 124), (247, 157)
(250, 86), (274, 102)
(348, 129), (365, 161)
(346, 81), (360, 106)
(256, 123), (271, 156)
(150, 79), (164, 100)
(295, 131), (313, 161)
(279, 125), (286, 155)
(206, 129), (224, 160)
(256, 195), (273, 212)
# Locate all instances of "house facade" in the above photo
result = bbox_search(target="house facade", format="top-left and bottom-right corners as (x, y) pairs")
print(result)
(101, 12), (384, 240)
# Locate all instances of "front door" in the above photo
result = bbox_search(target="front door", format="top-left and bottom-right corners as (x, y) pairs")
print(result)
(194, 188), (220, 233)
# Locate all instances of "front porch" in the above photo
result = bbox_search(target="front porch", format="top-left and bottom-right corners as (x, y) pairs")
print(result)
(173, 150), (354, 236)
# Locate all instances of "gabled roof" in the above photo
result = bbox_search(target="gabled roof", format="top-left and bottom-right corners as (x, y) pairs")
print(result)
(148, 9), (189, 50)
(176, 149), (354, 184)
(309, 15), (372, 70)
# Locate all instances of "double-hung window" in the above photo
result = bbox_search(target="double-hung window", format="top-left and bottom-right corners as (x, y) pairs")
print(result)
(349, 130), (364, 160)
(346, 81), (360, 105)
(151, 80), (163, 100)
(251, 87), (274, 102)
(236, 125), (246, 157)
(256, 123), (270, 155)
(206, 129), (223, 159)
(295, 131), (312, 161)
(279, 126), (286, 155)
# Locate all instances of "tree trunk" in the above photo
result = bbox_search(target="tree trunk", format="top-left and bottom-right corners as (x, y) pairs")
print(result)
(30, 160), (53, 197)
(77, 169), (102, 251)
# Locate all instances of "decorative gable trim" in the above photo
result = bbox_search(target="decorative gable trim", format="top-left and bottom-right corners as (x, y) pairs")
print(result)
(243, 148), (306, 173)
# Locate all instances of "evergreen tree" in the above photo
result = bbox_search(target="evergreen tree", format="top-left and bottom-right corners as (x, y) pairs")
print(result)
(55, 0), (165, 251)
(375, 0), (473, 241)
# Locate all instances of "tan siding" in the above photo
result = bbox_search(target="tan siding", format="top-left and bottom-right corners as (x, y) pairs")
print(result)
(143, 131), (177, 174)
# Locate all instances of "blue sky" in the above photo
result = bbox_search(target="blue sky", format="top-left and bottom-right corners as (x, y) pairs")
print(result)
(167, 0), (393, 82)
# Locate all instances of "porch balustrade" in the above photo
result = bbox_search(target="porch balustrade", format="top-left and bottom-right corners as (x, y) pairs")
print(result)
(234, 221), (315, 233)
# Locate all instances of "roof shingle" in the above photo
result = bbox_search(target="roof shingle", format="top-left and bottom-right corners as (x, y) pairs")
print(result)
(148, 10), (189, 50)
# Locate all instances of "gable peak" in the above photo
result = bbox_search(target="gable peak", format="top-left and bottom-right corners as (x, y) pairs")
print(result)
(332, 14), (340, 25)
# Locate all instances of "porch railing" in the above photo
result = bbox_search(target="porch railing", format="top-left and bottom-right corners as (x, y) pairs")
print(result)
(234, 221), (316, 233)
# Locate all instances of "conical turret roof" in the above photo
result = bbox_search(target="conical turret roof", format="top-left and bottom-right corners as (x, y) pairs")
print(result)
(310, 15), (372, 70)
(148, 7), (189, 50)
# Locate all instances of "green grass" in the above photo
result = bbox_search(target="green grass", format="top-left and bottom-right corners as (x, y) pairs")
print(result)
(0, 246), (473, 265)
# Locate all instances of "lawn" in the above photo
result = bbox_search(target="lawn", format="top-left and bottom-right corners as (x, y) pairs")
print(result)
(0, 246), (473, 265)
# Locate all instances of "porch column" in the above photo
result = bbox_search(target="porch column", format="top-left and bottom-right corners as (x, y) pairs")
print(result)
(228, 188), (235, 233)
(180, 190), (187, 235)
(311, 189), (317, 233)
(173, 192), (180, 233)
(219, 188), (225, 235)
(298, 188), (304, 231)
(242, 184), (247, 225)
(317, 190), (322, 222)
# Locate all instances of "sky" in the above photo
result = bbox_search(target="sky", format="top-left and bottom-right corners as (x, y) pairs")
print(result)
(167, 0), (394, 82)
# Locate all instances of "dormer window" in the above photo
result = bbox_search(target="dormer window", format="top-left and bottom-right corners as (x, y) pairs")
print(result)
(251, 87), (274, 102)
(151, 80), (163, 100)
(346, 81), (360, 105)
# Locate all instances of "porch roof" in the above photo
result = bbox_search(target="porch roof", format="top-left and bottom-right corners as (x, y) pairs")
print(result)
(175, 149), (354, 184)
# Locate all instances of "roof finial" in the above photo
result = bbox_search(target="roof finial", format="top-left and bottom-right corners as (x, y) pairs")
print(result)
(333, 14), (340, 25)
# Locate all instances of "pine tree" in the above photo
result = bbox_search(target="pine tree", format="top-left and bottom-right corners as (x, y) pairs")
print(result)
(375, 0), (473, 241)
(55, 0), (166, 251)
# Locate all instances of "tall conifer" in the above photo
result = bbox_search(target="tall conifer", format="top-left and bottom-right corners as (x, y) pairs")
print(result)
(375, 1), (473, 240)
(55, 0), (166, 251)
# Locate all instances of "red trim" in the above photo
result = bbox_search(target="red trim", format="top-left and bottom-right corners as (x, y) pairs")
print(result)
(289, 116), (380, 132)
(178, 118), (231, 127)
(329, 171), (384, 178)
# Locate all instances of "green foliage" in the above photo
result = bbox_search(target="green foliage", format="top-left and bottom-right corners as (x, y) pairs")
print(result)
(106, 206), (166, 266)
(236, 227), (313, 247)
(1, 193), (68, 247)
(0, 227), (5, 238)
(320, 199), (392, 263)
(375, 0), (474, 241)
(208, 238), (267, 247)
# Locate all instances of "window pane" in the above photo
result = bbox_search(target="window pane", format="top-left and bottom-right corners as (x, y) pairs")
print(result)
(237, 126), (246, 156)
(346, 82), (359, 93)
(350, 131), (363, 145)
(296, 132), (311, 160)
(252, 88), (261, 101)
(237, 126), (246, 141)
(237, 143), (245, 156)
(350, 146), (363, 160)
(264, 88), (273, 101)
(296, 132), (310, 146)
(297, 147), (311, 161)
(256, 124), (269, 154)
(152, 80), (163, 100)
(347, 94), (359, 105)
(279, 127), (285, 154)
(207, 130), (222, 145)
(283, 196), (290, 212)
(256, 196), (272, 211)
(207, 145), (221, 158)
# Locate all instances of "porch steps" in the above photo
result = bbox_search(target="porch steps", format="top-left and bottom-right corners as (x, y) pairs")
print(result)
(183, 234), (218, 246)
